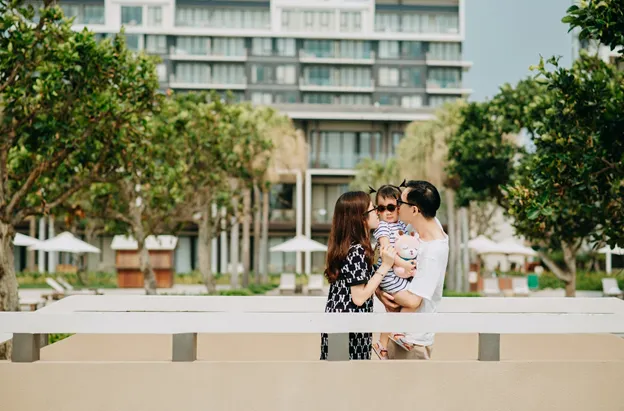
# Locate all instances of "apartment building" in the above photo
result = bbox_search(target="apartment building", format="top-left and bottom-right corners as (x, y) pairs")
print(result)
(20, 0), (471, 275)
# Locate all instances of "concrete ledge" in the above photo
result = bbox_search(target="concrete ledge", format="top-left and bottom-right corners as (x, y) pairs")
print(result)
(1, 360), (623, 411)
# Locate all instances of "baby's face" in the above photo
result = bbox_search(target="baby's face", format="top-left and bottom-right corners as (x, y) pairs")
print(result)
(377, 196), (399, 223)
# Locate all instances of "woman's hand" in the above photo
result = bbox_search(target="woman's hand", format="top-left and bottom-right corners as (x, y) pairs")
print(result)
(380, 245), (396, 270)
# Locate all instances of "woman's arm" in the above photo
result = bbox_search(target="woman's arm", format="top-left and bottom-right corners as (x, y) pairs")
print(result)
(351, 245), (395, 307)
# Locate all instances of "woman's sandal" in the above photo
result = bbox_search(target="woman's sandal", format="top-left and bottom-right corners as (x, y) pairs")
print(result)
(372, 341), (388, 360)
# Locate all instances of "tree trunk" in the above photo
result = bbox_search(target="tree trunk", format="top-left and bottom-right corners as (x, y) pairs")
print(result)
(562, 243), (577, 298)
(241, 188), (251, 288)
(261, 188), (270, 283)
(0, 221), (19, 359)
(27, 216), (36, 271)
(138, 235), (157, 295)
(198, 209), (216, 294)
(454, 208), (462, 292)
(230, 196), (240, 289)
(460, 207), (470, 292)
(445, 189), (457, 291)
(253, 185), (262, 285)
(538, 241), (577, 297)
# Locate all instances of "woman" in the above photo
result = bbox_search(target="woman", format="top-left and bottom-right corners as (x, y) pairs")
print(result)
(320, 191), (396, 360)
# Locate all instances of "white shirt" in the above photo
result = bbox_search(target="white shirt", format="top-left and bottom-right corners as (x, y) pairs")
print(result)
(404, 220), (449, 347)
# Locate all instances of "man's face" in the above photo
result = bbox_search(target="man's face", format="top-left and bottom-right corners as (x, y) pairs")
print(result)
(399, 188), (416, 223)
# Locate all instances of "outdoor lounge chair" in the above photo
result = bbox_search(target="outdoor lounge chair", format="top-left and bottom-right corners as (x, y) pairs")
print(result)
(279, 273), (296, 295)
(483, 277), (502, 297)
(602, 278), (623, 298)
(307, 274), (324, 295)
(512, 277), (530, 297)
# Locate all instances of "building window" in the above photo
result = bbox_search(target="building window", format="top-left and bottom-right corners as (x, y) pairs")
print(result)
(252, 37), (273, 56)
(269, 184), (296, 222)
(147, 6), (163, 27)
(340, 11), (362, 32)
(390, 132), (404, 156)
(146, 35), (167, 54)
(61, 4), (105, 24)
(310, 132), (381, 169)
(251, 92), (273, 105)
(402, 41), (424, 59)
(428, 68), (461, 88)
(401, 67), (425, 87)
(281, 9), (334, 32)
(378, 41), (400, 59)
(175, 7), (270, 29)
(274, 91), (298, 103)
(212, 37), (245, 56)
(304, 11), (314, 29)
(156, 64), (167, 82)
(378, 67), (399, 87)
(175, 63), (211, 84)
(303, 40), (333, 58)
(311, 183), (350, 223)
(401, 95), (423, 108)
(252, 65), (296, 85)
(124, 34), (142, 51)
(212, 64), (246, 84)
(276, 38), (296, 56)
(176, 37), (208, 55)
(429, 95), (460, 107)
(269, 237), (296, 273)
(281, 10), (291, 29)
(428, 42), (461, 61)
(121, 6), (143, 26)
(303, 66), (371, 88)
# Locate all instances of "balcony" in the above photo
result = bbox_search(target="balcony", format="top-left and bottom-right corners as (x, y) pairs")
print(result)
(169, 46), (248, 62)
(426, 80), (472, 95)
(426, 52), (472, 69)
(299, 77), (374, 93)
(299, 50), (375, 65)
(1, 296), (623, 411)
(168, 74), (247, 90)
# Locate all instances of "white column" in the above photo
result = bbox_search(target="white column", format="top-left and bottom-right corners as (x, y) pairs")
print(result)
(220, 207), (228, 275)
(295, 170), (303, 274)
(38, 217), (46, 273)
(459, 0), (466, 40)
(304, 170), (312, 274)
(606, 250), (612, 274)
(47, 215), (56, 273)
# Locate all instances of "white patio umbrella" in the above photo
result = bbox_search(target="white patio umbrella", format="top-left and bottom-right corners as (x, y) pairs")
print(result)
(13, 233), (41, 247)
(480, 239), (537, 257)
(466, 235), (497, 253)
(270, 235), (327, 253)
(29, 231), (100, 254)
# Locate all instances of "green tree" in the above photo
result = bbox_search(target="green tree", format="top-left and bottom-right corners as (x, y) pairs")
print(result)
(85, 98), (188, 295)
(506, 54), (624, 296)
(397, 101), (466, 291)
(564, 0), (624, 55)
(0, 0), (159, 344)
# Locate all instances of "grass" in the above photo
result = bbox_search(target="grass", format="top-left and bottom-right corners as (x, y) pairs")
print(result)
(443, 290), (481, 297)
(537, 270), (624, 291)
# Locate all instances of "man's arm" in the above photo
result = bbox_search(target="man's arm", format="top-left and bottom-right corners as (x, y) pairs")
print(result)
(375, 288), (400, 312)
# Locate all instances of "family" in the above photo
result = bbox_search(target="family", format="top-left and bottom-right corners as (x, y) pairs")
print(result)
(320, 180), (449, 361)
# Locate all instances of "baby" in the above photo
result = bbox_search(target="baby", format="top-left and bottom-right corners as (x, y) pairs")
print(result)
(371, 184), (421, 360)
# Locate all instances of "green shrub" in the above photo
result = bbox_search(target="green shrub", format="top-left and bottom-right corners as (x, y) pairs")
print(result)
(218, 289), (253, 296)
(537, 271), (624, 290)
(17, 271), (117, 288)
(443, 290), (481, 297)
(48, 334), (73, 344)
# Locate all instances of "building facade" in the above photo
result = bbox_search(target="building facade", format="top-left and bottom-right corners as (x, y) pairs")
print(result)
(20, 0), (471, 275)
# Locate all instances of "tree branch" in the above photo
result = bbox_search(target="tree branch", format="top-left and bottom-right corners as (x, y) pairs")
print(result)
(537, 251), (572, 283)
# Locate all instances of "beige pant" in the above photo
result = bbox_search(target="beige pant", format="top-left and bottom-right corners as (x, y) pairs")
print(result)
(387, 339), (433, 360)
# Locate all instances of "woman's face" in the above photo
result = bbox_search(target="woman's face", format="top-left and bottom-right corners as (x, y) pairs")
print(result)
(366, 201), (379, 230)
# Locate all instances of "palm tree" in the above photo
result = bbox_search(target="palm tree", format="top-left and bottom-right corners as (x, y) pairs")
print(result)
(350, 158), (400, 191)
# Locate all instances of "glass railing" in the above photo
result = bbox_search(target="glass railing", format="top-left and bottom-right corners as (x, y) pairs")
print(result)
(426, 79), (462, 89)
(301, 77), (373, 88)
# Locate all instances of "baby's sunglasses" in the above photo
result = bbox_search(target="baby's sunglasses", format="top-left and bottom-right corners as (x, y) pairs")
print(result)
(376, 204), (397, 213)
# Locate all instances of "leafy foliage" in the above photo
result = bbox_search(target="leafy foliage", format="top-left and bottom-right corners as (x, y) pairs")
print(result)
(350, 158), (400, 192)
(564, 0), (624, 55)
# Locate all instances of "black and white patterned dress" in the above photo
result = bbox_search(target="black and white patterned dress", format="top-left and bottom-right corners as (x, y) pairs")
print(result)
(320, 244), (374, 360)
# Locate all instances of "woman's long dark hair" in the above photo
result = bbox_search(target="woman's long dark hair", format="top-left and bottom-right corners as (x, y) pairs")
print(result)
(324, 191), (374, 283)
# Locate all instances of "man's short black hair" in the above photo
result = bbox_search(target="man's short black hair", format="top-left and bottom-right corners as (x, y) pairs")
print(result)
(405, 180), (441, 219)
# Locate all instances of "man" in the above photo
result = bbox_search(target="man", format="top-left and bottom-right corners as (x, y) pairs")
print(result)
(375, 180), (449, 360)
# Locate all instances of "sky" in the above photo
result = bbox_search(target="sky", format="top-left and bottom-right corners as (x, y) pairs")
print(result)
(463, 0), (577, 102)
